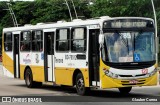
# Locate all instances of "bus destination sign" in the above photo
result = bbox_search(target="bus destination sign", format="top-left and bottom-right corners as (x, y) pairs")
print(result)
(103, 19), (154, 28)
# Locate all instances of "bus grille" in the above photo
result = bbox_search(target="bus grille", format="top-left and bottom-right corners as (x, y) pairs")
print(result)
(121, 79), (145, 86)
(119, 74), (146, 77)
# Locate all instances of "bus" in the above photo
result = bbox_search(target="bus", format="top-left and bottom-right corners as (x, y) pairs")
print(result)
(2, 16), (159, 95)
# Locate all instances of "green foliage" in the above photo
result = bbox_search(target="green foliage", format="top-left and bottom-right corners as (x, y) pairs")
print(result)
(90, 0), (151, 17)
(0, 0), (160, 43)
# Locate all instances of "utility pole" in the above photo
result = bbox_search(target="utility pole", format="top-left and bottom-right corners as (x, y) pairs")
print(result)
(151, 0), (159, 85)
(64, 0), (73, 21)
(5, 2), (18, 27)
(151, 0), (157, 36)
(70, 0), (78, 19)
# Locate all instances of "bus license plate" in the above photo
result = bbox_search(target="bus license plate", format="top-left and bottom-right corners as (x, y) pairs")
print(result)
(129, 80), (138, 84)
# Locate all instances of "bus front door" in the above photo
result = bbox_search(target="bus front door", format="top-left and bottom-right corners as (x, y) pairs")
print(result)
(44, 32), (55, 82)
(89, 29), (100, 86)
(13, 34), (20, 78)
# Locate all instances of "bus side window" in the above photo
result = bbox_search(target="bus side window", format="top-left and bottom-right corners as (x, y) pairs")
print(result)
(4, 33), (12, 51)
(71, 28), (87, 52)
(32, 30), (43, 52)
(20, 31), (31, 51)
(56, 29), (69, 51)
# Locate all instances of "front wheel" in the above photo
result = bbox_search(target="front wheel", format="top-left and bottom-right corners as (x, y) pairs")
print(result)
(75, 73), (89, 95)
(118, 87), (132, 94)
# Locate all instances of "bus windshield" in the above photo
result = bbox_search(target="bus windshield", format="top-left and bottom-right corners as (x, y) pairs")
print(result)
(103, 31), (156, 63)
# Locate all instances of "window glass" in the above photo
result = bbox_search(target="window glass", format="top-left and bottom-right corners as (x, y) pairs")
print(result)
(71, 28), (86, 52)
(4, 43), (12, 51)
(59, 29), (67, 40)
(72, 40), (85, 52)
(32, 30), (43, 51)
(4, 33), (12, 51)
(5, 33), (12, 42)
(21, 31), (31, 41)
(56, 29), (69, 51)
(20, 42), (30, 51)
(73, 28), (84, 39)
(56, 41), (69, 51)
(20, 31), (31, 51)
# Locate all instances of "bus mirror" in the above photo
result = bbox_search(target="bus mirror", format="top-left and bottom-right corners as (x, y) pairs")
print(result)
(99, 34), (104, 44)
(156, 37), (159, 53)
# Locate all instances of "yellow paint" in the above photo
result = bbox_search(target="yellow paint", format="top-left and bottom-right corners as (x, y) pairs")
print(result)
(100, 59), (158, 88)
(154, 63), (158, 68)
(20, 65), (45, 82)
(101, 72), (157, 88)
(20, 65), (26, 80)
(2, 51), (89, 87)
(30, 66), (45, 82)
(80, 68), (89, 87)
(2, 52), (14, 75)
(55, 67), (72, 86)
(55, 67), (89, 87)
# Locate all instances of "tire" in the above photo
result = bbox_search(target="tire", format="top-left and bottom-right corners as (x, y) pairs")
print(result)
(118, 87), (132, 94)
(75, 73), (89, 95)
(25, 68), (42, 88)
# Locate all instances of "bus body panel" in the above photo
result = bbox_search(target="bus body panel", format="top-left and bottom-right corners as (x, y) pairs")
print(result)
(2, 52), (14, 78)
(55, 52), (89, 87)
(19, 65), (45, 82)
(100, 59), (158, 88)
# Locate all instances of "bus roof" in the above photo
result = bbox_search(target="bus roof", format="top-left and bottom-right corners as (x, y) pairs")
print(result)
(3, 16), (154, 32)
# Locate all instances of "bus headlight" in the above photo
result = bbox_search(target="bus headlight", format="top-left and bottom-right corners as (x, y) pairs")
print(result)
(103, 68), (118, 79)
(147, 68), (157, 77)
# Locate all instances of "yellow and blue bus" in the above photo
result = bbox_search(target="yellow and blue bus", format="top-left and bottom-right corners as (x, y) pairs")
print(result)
(2, 16), (159, 95)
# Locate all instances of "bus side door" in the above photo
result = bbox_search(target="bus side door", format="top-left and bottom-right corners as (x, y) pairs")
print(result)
(89, 29), (100, 86)
(44, 32), (55, 82)
(13, 33), (20, 78)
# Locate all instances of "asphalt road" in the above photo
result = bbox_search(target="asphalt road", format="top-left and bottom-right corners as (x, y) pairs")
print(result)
(0, 64), (160, 105)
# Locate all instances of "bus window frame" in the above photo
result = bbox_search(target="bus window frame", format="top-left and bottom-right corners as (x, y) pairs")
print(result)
(4, 32), (13, 52)
(20, 31), (32, 52)
(55, 28), (70, 52)
(31, 30), (43, 52)
(71, 27), (87, 53)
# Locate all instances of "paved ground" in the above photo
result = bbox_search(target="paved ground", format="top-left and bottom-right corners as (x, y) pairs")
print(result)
(0, 63), (160, 105)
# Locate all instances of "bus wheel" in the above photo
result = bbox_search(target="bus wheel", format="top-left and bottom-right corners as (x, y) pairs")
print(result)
(118, 87), (132, 94)
(25, 68), (42, 88)
(75, 73), (89, 95)
(25, 68), (34, 88)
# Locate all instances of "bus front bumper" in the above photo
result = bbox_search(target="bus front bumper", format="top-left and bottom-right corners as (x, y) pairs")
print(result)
(100, 73), (158, 89)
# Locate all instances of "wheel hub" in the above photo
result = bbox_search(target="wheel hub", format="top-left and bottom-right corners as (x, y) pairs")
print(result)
(77, 78), (84, 91)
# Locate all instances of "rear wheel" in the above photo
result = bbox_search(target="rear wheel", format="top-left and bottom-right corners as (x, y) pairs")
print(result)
(118, 87), (132, 94)
(75, 73), (89, 95)
(25, 68), (42, 88)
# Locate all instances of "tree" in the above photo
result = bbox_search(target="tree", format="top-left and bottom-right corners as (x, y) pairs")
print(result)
(0, 0), (160, 38)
